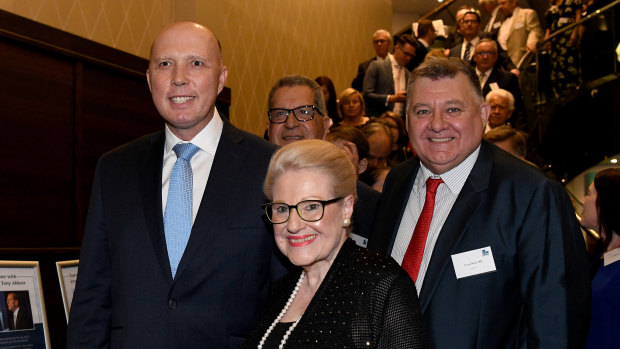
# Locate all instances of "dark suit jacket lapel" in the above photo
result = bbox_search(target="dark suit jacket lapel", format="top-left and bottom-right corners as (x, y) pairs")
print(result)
(373, 159), (420, 254)
(482, 68), (498, 96)
(139, 131), (172, 280)
(418, 143), (492, 312)
(173, 121), (247, 281)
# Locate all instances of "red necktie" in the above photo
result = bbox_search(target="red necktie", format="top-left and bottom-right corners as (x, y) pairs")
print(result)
(401, 177), (443, 281)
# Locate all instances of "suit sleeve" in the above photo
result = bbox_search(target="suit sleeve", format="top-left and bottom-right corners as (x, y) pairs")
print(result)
(363, 61), (389, 109)
(376, 273), (427, 349)
(517, 180), (590, 348)
(66, 158), (112, 348)
(525, 10), (543, 48)
(352, 62), (366, 92)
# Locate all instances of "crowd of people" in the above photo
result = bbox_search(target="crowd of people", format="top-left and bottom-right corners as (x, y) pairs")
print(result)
(64, 0), (618, 347)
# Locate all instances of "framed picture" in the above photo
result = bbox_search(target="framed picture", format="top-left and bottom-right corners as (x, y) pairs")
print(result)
(56, 260), (79, 322)
(0, 261), (50, 348)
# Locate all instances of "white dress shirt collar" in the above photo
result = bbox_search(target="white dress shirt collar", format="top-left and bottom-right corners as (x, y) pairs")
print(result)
(164, 108), (223, 155)
(417, 145), (481, 197)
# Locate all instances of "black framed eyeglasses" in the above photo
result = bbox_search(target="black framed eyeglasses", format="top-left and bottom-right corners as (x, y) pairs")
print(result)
(263, 197), (343, 224)
(267, 105), (323, 124)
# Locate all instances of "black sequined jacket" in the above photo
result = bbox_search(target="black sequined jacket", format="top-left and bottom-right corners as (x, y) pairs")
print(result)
(242, 238), (427, 348)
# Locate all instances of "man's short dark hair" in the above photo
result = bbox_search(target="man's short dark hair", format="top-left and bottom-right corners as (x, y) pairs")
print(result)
(326, 126), (370, 160)
(396, 34), (417, 48)
(417, 20), (434, 38)
(483, 125), (527, 157)
(408, 56), (483, 101)
(267, 75), (326, 115)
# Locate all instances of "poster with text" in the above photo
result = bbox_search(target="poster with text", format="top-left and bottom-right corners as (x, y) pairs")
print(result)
(0, 261), (50, 348)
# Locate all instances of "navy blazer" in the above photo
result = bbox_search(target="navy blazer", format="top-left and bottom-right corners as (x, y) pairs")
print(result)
(67, 120), (286, 349)
(368, 141), (590, 348)
(351, 57), (376, 92)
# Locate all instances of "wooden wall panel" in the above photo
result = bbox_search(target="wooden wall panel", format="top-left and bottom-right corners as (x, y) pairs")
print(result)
(0, 38), (76, 247)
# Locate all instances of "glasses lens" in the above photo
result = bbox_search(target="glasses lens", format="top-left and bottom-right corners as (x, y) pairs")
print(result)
(297, 200), (324, 222)
(267, 203), (289, 223)
(293, 106), (315, 121)
(269, 109), (289, 123)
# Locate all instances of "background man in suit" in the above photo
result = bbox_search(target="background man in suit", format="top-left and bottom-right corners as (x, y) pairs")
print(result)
(497, 0), (542, 67)
(266, 76), (379, 248)
(474, 39), (527, 130)
(67, 22), (286, 348)
(449, 9), (482, 63)
(363, 34), (416, 118)
(6, 292), (33, 330)
(266, 75), (330, 146)
(368, 57), (590, 348)
(479, 0), (504, 39)
(351, 29), (392, 92)
(408, 19), (437, 71)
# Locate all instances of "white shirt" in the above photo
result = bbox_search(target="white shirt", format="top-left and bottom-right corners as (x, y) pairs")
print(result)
(12, 308), (19, 327)
(484, 7), (501, 32)
(389, 54), (406, 114)
(161, 108), (223, 223)
(460, 36), (480, 61)
(498, 7), (519, 50)
(476, 67), (493, 89)
(391, 146), (481, 293)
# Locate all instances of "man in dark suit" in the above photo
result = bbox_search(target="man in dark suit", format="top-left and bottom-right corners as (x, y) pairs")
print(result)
(67, 22), (286, 349)
(480, 0), (504, 39)
(408, 19), (437, 71)
(363, 34), (416, 118)
(474, 38), (527, 131)
(6, 292), (33, 330)
(368, 57), (590, 348)
(351, 29), (392, 92)
(266, 76), (379, 247)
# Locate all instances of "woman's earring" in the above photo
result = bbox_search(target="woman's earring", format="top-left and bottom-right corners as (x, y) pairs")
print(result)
(343, 218), (351, 227)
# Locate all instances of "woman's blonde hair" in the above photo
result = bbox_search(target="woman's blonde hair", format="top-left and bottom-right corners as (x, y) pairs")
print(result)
(337, 88), (365, 120)
(264, 140), (357, 202)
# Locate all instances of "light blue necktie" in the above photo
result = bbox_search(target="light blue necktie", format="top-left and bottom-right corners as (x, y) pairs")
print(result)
(164, 143), (200, 278)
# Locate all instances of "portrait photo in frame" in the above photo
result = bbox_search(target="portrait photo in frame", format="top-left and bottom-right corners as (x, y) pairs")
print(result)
(0, 261), (50, 348)
(55, 260), (79, 322)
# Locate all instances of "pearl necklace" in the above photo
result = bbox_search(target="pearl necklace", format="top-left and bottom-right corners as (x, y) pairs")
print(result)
(257, 271), (305, 349)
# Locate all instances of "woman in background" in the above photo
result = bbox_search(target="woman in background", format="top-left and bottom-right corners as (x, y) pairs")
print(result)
(582, 168), (620, 349)
(337, 88), (369, 128)
(243, 140), (425, 348)
(315, 76), (340, 125)
(544, 0), (583, 95)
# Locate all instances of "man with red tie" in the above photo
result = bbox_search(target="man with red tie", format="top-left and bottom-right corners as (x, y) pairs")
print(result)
(368, 56), (590, 348)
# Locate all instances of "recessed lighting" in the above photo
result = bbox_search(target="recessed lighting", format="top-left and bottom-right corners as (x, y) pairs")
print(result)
(611, 158), (618, 164)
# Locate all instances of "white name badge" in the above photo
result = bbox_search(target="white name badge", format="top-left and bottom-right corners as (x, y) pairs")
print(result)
(604, 247), (620, 266)
(490, 82), (500, 91)
(349, 233), (368, 248)
(558, 17), (570, 25)
(451, 246), (497, 279)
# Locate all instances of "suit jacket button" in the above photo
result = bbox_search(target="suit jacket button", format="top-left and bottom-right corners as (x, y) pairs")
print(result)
(168, 299), (177, 309)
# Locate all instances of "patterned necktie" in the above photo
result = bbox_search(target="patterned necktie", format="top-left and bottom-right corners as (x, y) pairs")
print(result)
(464, 42), (472, 61)
(479, 71), (486, 88)
(401, 177), (443, 282)
(164, 143), (200, 278)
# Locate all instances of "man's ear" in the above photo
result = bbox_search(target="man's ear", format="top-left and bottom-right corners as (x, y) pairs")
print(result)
(480, 102), (490, 128)
(358, 158), (368, 175)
